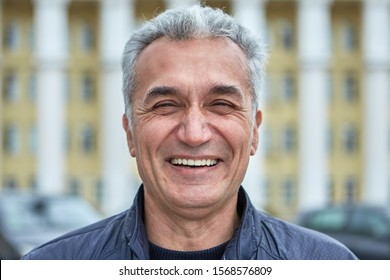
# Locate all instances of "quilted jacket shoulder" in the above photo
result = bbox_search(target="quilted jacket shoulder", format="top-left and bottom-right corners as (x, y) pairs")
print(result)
(22, 186), (357, 260)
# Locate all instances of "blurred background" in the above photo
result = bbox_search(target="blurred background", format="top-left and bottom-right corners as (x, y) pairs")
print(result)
(0, 0), (389, 259)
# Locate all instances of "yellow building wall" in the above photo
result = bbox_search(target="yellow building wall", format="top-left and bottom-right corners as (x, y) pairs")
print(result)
(1, 0), (35, 190)
(329, 1), (364, 204)
(66, 0), (102, 207)
(0, 0), (385, 219)
(263, 0), (299, 220)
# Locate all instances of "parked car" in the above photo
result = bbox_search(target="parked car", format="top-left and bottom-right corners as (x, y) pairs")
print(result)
(0, 191), (104, 259)
(297, 204), (390, 259)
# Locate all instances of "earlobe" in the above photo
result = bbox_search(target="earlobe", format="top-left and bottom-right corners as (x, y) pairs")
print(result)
(122, 114), (136, 157)
(250, 110), (262, 156)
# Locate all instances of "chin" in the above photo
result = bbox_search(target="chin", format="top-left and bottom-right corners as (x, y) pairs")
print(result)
(170, 187), (227, 209)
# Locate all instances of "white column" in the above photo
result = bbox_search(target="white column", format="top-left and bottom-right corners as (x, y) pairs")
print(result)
(100, 0), (138, 215)
(34, 0), (69, 194)
(233, 0), (267, 209)
(298, 0), (332, 210)
(0, 0), (3, 187)
(363, 0), (390, 205)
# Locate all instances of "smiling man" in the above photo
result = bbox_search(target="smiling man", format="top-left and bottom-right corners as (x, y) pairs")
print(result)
(22, 4), (357, 260)
(123, 37), (259, 253)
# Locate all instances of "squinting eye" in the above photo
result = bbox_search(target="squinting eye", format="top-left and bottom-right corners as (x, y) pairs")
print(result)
(154, 102), (175, 108)
(152, 101), (180, 115)
(213, 101), (232, 107)
(209, 101), (236, 115)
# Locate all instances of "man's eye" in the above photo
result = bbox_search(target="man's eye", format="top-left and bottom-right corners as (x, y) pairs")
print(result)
(209, 101), (236, 114)
(154, 102), (175, 108)
(152, 101), (180, 114)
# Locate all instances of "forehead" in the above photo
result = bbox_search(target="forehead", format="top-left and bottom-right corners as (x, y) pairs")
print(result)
(134, 37), (251, 94)
(140, 36), (246, 57)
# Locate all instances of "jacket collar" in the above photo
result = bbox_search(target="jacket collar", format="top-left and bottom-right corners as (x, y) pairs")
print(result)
(124, 186), (150, 259)
(124, 185), (261, 260)
(223, 187), (262, 259)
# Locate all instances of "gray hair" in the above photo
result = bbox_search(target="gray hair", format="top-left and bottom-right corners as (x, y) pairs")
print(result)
(121, 4), (267, 125)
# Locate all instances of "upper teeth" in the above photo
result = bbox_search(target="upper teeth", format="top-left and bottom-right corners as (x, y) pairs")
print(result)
(170, 159), (217, 167)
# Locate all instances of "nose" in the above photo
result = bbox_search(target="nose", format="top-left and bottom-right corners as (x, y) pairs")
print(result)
(177, 106), (212, 147)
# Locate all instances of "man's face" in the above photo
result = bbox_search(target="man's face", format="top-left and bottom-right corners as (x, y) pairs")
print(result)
(123, 37), (262, 216)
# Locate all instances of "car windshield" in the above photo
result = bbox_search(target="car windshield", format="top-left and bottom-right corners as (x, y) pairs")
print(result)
(0, 195), (102, 234)
(303, 208), (347, 232)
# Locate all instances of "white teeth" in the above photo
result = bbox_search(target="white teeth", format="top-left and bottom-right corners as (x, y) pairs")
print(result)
(170, 158), (217, 167)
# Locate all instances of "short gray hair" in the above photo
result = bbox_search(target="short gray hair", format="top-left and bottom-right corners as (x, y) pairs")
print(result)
(121, 4), (267, 125)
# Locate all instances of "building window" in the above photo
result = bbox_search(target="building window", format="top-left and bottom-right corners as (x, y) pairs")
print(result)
(4, 176), (18, 190)
(281, 73), (295, 102)
(267, 26), (275, 48)
(28, 73), (37, 103)
(80, 124), (96, 154)
(327, 126), (333, 153)
(263, 178), (271, 201)
(282, 177), (295, 206)
(327, 176), (335, 205)
(95, 179), (103, 206)
(343, 73), (359, 103)
(280, 20), (294, 50)
(3, 72), (19, 103)
(29, 176), (37, 192)
(64, 75), (71, 102)
(262, 126), (272, 156)
(3, 124), (20, 155)
(326, 75), (334, 103)
(266, 75), (277, 104)
(80, 22), (94, 51)
(342, 22), (358, 52)
(343, 124), (359, 154)
(3, 21), (19, 50)
(282, 125), (296, 153)
(69, 178), (81, 196)
(80, 74), (95, 103)
(64, 127), (71, 153)
(345, 176), (358, 204)
(28, 24), (35, 50)
(262, 75), (270, 103)
(28, 125), (37, 154)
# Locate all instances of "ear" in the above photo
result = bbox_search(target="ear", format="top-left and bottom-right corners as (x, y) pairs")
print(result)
(250, 110), (262, 156)
(122, 114), (136, 157)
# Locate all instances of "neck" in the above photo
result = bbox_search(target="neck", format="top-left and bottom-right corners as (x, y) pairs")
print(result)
(144, 192), (240, 251)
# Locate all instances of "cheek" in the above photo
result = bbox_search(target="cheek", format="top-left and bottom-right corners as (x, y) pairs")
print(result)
(219, 119), (253, 150)
(133, 120), (172, 155)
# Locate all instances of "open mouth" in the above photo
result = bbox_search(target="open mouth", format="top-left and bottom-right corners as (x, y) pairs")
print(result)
(170, 158), (218, 168)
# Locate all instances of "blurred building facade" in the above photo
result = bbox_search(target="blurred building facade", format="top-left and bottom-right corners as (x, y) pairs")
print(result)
(0, 0), (389, 220)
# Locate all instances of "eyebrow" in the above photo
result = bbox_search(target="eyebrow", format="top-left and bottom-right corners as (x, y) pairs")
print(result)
(209, 84), (245, 101)
(143, 84), (245, 104)
(144, 86), (179, 104)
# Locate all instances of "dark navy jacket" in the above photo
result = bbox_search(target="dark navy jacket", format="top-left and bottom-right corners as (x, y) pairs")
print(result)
(22, 186), (357, 260)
